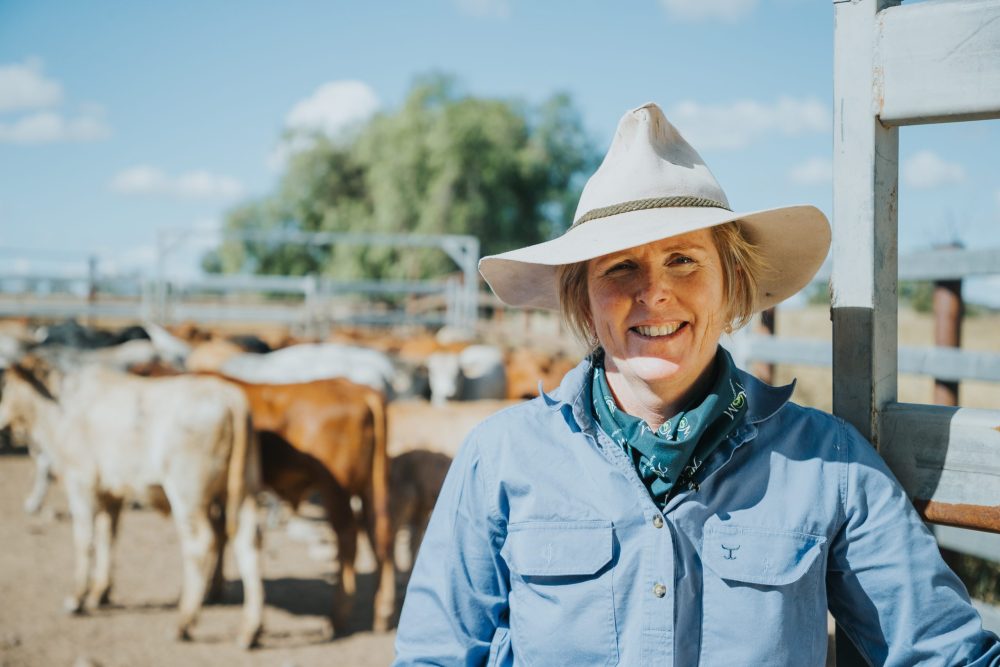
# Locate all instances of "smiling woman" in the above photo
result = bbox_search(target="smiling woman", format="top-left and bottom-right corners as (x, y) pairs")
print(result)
(393, 103), (1000, 666)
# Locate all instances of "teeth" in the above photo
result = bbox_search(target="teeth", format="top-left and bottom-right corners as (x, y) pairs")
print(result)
(635, 323), (681, 337)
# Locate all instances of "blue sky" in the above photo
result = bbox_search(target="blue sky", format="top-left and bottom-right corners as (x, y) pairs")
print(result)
(1, 0), (998, 303)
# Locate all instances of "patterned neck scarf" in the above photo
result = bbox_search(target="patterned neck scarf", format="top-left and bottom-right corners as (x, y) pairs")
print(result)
(590, 346), (747, 507)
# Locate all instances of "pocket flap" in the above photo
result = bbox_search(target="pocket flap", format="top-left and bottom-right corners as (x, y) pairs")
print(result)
(504, 520), (613, 577)
(702, 519), (826, 586)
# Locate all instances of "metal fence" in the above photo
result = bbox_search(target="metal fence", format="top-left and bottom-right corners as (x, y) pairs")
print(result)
(0, 229), (481, 335)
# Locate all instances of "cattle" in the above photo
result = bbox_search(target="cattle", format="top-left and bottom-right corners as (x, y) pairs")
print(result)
(426, 344), (507, 405)
(389, 449), (452, 571)
(185, 338), (247, 373)
(220, 343), (418, 399)
(504, 348), (578, 400)
(387, 398), (523, 458)
(0, 361), (264, 648)
(8, 341), (164, 515)
(123, 362), (398, 633)
(35, 319), (149, 349)
(218, 376), (395, 634)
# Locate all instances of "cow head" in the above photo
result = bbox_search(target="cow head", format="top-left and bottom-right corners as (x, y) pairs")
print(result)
(0, 362), (55, 442)
(426, 352), (461, 405)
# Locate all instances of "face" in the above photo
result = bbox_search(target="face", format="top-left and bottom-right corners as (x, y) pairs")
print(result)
(586, 228), (728, 400)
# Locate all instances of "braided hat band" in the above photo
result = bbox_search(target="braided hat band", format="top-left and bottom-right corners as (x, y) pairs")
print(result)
(572, 196), (732, 228)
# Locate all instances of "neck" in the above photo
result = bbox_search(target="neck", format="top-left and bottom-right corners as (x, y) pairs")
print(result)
(603, 352), (718, 431)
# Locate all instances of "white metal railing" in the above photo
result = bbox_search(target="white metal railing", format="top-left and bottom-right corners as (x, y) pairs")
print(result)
(833, 0), (1000, 662)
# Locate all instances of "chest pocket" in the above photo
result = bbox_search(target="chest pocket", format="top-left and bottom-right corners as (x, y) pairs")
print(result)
(702, 521), (826, 585)
(701, 519), (828, 666)
(503, 520), (618, 667)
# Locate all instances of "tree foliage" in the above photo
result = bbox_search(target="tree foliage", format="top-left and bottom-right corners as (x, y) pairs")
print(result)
(203, 74), (598, 280)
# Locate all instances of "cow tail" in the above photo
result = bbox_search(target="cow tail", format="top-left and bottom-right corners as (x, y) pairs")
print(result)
(364, 390), (391, 557)
(226, 397), (255, 538)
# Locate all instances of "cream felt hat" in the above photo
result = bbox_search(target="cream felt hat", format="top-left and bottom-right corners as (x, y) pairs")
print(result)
(478, 102), (831, 312)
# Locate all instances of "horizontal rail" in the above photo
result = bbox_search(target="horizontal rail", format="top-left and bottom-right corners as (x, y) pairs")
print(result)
(811, 248), (1000, 284)
(0, 302), (145, 318)
(934, 524), (1000, 564)
(877, 0), (1000, 125)
(741, 335), (1000, 383)
(880, 403), (1000, 533)
(161, 228), (479, 251)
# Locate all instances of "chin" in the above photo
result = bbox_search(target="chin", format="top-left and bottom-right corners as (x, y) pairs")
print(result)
(619, 355), (685, 384)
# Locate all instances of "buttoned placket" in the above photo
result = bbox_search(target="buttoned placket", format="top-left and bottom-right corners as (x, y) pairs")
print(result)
(579, 394), (676, 665)
(570, 391), (761, 666)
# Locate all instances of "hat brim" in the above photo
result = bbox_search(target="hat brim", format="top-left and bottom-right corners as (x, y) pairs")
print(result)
(478, 204), (831, 312)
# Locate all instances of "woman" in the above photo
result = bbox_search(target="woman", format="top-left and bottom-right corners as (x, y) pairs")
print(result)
(393, 103), (999, 666)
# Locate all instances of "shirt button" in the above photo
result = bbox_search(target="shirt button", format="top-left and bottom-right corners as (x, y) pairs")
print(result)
(652, 515), (664, 529)
(653, 583), (667, 598)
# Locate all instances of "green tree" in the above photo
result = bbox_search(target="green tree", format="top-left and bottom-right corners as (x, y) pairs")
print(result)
(204, 74), (597, 281)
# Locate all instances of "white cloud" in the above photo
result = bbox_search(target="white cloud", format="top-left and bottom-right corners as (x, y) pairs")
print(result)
(667, 96), (830, 150)
(110, 166), (244, 200)
(789, 157), (832, 186)
(902, 150), (966, 189)
(0, 109), (110, 144)
(0, 58), (62, 112)
(285, 80), (379, 138)
(271, 80), (380, 169)
(455, 0), (510, 18)
(660, 0), (758, 22)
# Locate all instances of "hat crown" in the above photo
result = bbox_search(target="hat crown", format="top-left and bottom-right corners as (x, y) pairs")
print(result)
(573, 103), (730, 223)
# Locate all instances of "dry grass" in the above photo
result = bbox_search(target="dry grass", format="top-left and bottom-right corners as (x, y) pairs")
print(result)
(771, 305), (1000, 412)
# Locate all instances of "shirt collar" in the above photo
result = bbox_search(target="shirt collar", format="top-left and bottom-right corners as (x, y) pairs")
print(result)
(540, 353), (796, 426)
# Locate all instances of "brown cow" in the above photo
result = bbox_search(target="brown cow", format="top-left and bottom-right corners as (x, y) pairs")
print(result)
(213, 376), (394, 634)
(389, 449), (452, 571)
(505, 348), (578, 400)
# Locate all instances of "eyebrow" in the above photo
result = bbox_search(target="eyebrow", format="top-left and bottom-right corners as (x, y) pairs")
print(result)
(598, 241), (709, 263)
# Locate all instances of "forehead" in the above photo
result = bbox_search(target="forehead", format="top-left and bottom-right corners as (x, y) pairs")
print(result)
(590, 228), (717, 264)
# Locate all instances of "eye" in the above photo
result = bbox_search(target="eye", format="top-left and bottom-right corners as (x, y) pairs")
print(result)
(604, 260), (635, 275)
(668, 254), (695, 266)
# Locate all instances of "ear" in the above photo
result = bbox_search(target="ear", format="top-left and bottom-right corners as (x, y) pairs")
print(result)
(7, 360), (56, 401)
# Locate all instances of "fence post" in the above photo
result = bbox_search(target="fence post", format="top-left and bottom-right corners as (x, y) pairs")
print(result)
(932, 270), (963, 406)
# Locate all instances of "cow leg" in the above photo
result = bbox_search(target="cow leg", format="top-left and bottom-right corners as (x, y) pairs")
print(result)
(362, 492), (396, 632)
(90, 495), (123, 607)
(205, 503), (227, 604)
(173, 509), (215, 642)
(317, 485), (357, 634)
(231, 495), (263, 649)
(63, 479), (97, 615)
(23, 448), (53, 515)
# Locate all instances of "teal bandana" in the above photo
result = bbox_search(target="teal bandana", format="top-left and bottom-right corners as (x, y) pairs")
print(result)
(590, 346), (747, 507)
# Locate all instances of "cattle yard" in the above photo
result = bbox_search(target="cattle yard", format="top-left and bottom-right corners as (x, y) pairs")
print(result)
(1, 307), (998, 666)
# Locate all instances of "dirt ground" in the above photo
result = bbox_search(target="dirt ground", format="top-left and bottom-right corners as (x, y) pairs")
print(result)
(0, 450), (401, 667)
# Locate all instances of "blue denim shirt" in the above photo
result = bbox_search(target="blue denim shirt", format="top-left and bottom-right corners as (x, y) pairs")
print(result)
(394, 359), (1000, 666)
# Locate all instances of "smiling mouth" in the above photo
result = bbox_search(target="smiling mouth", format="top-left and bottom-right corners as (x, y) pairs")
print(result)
(631, 322), (687, 338)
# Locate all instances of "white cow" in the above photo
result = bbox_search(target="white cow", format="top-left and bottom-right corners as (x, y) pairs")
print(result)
(427, 344), (507, 405)
(0, 361), (264, 648)
(220, 342), (417, 398)
(14, 340), (163, 514)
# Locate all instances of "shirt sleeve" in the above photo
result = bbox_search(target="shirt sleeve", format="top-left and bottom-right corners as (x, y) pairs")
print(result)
(826, 418), (1000, 667)
(393, 429), (511, 667)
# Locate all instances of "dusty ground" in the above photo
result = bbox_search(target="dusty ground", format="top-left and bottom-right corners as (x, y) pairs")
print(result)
(0, 450), (401, 667)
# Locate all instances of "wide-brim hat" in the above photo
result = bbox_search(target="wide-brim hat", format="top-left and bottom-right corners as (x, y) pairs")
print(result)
(478, 102), (831, 312)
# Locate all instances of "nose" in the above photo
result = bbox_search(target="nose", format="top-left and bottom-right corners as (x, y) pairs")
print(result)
(635, 269), (673, 306)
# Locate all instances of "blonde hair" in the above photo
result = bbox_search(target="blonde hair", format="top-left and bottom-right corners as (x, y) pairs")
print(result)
(556, 222), (768, 348)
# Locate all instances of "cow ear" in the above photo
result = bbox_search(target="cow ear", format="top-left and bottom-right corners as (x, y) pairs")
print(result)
(7, 362), (30, 382)
(7, 361), (56, 401)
